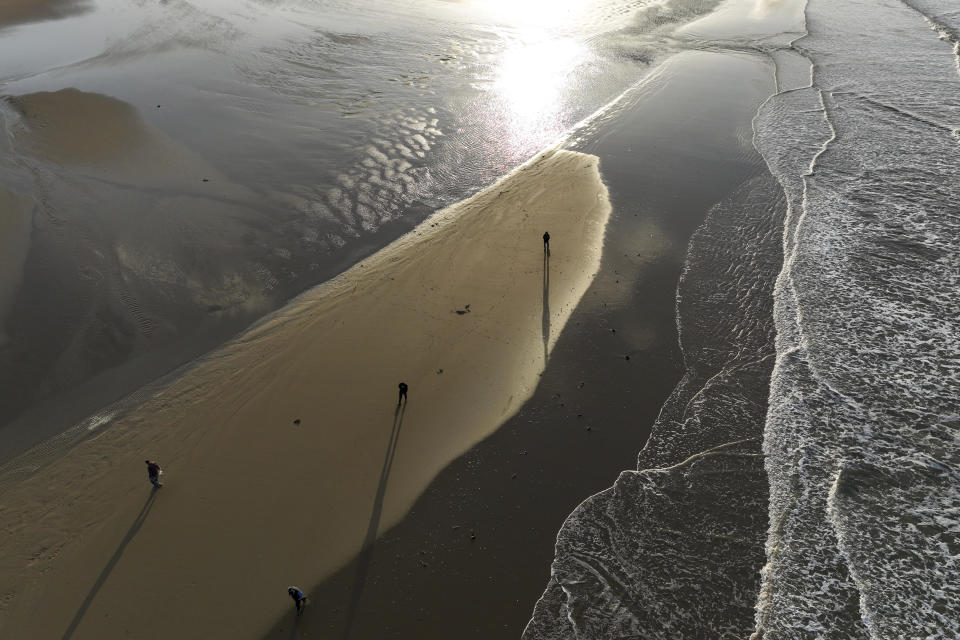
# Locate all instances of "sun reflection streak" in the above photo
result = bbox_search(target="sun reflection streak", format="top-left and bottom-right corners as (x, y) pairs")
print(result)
(494, 34), (589, 147)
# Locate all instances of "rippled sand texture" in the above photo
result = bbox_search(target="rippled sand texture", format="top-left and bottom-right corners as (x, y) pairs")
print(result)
(0, 149), (610, 640)
(754, 0), (960, 637)
(0, 0), (778, 465)
(0, 0), (581, 458)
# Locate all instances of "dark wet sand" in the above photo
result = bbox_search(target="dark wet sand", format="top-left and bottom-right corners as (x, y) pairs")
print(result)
(0, 0), (89, 28)
(0, 87), (419, 464)
(262, 49), (774, 639)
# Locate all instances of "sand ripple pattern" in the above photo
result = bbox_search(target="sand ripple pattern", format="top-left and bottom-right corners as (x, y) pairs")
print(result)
(234, 25), (452, 247)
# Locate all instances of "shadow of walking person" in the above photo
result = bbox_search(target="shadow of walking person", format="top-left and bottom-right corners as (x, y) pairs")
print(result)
(61, 489), (160, 640)
(342, 402), (406, 639)
(542, 249), (551, 364)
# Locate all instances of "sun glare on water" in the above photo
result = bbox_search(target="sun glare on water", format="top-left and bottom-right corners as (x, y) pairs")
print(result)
(497, 35), (585, 117)
(492, 33), (589, 148)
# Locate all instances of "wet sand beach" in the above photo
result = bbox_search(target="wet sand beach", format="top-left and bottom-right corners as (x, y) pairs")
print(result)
(264, 48), (776, 639)
(0, 189), (31, 348)
(0, 149), (610, 639)
(4, 0), (947, 633)
(0, 1), (812, 639)
(0, 87), (268, 462)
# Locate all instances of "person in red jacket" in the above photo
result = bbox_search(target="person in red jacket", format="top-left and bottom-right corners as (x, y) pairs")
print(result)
(145, 460), (163, 488)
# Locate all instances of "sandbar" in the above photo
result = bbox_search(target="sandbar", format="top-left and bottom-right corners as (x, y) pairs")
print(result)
(0, 148), (610, 639)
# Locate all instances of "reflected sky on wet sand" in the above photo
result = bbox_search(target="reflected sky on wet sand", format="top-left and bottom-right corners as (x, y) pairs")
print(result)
(0, 0), (654, 458)
(0, 0), (799, 463)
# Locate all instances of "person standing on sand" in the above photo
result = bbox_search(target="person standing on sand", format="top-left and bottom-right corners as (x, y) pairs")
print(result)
(543, 231), (550, 255)
(398, 381), (408, 405)
(145, 460), (163, 488)
(288, 586), (306, 615)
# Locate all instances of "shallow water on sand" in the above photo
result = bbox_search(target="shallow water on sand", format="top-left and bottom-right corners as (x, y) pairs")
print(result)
(0, 0), (728, 459)
(525, 0), (960, 637)
(255, 40), (777, 640)
(8, 0), (954, 638)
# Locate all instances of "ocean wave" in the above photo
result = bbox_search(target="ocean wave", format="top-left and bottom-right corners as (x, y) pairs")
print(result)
(754, 0), (960, 637)
(526, 0), (960, 637)
(524, 171), (785, 639)
(521, 1), (810, 637)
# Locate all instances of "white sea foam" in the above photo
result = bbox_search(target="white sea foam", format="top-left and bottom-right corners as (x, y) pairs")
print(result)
(520, 0), (815, 638)
(525, 0), (959, 638)
(524, 174), (783, 640)
(754, 0), (960, 637)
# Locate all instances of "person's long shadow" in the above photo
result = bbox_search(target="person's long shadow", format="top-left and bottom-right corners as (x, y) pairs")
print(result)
(62, 488), (160, 640)
(341, 402), (406, 639)
(542, 248), (551, 364)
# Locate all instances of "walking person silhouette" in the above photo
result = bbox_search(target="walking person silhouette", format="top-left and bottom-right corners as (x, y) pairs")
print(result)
(288, 586), (306, 615)
(145, 460), (163, 489)
(397, 382), (408, 405)
(542, 231), (550, 256)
